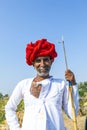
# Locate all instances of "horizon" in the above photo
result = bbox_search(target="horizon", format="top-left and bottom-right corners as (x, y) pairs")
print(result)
(0, 0), (87, 95)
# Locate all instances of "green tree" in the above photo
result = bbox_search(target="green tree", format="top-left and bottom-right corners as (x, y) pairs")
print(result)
(78, 81), (87, 115)
(78, 81), (87, 97)
(0, 93), (3, 98)
(4, 94), (9, 98)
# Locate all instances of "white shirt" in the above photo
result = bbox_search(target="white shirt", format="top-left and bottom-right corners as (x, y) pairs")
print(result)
(5, 77), (79, 130)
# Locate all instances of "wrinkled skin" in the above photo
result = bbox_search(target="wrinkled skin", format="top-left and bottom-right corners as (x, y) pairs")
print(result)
(33, 56), (53, 79)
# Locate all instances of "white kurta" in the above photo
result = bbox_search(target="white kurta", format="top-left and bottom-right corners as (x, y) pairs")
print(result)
(5, 77), (79, 130)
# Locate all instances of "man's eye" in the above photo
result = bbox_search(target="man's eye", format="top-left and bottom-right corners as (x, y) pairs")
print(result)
(34, 57), (50, 63)
(43, 58), (50, 62)
(35, 59), (41, 63)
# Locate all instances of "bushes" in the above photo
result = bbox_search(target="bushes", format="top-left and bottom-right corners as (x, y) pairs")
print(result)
(0, 94), (9, 123)
(78, 81), (87, 115)
(0, 110), (5, 123)
(17, 99), (24, 112)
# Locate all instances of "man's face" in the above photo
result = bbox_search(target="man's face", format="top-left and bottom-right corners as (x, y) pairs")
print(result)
(33, 56), (53, 77)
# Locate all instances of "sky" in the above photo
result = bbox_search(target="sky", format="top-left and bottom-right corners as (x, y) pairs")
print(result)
(0, 0), (87, 95)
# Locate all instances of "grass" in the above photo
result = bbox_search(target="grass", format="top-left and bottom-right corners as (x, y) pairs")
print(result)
(64, 112), (86, 130)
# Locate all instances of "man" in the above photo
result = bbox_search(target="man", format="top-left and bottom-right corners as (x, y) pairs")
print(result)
(5, 38), (79, 130)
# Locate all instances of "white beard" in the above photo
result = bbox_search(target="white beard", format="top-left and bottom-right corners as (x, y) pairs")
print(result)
(37, 71), (49, 77)
(36, 66), (51, 77)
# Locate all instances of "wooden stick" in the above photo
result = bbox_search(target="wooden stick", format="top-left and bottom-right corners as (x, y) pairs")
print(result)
(60, 36), (78, 130)
(69, 85), (78, 130)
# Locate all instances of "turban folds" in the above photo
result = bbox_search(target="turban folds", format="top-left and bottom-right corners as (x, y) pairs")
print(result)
(26, 39), (57, 66)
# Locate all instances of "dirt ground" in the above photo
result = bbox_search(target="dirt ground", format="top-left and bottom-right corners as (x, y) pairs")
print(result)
(64, 113), (86, 130)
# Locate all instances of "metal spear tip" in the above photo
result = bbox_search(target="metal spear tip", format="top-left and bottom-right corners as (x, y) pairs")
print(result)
(62, 36), (64, 43)
(58, 35), (64, 43)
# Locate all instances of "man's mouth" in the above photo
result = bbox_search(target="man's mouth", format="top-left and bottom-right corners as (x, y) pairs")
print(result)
(38, 67), (49, 72)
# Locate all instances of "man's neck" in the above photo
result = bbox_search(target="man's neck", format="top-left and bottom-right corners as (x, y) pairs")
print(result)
(34, 75), (50, 82)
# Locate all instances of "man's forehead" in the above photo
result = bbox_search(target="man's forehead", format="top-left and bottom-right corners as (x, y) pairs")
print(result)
(35, 56), (50, 60)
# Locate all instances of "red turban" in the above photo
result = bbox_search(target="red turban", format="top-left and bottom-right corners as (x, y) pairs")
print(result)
(26, 39), (57, 66)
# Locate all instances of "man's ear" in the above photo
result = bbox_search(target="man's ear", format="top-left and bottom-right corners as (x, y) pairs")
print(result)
(32, 62), (34, 66)
(51, 59), (54, 64)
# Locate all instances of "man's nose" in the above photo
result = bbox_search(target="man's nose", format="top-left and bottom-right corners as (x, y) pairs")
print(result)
(40, 59), (45, 66)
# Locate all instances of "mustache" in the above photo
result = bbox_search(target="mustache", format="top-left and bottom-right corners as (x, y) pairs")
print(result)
(38, 66), (50, 71)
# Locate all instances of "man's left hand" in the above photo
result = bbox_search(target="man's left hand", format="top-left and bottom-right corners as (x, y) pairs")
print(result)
(65, 69), (76, 85)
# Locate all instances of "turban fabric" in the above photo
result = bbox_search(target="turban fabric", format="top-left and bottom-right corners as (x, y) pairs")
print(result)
(26, 39), (57, 66)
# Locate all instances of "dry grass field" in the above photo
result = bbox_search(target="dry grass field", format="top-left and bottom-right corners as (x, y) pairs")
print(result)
(64, 113), (86, 130)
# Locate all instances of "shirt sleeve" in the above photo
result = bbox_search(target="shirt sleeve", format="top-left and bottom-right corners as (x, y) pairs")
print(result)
(5, 81), (24, 130)
(62, 82), (79, 119)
